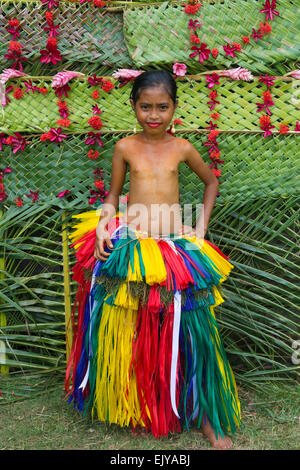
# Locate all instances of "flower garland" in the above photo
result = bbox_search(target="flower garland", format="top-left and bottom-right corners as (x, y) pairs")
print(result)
(184, 0), (279, 63)
(39, 3), (62, 66)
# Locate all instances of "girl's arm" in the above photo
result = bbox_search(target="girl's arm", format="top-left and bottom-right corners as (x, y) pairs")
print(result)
(94, 141), (127, 260)
(181, 140), (218, 237)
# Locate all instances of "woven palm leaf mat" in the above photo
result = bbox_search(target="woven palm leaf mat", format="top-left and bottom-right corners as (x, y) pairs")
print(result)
(0, 75), (299, 133)
(123, 0), (300, 75)
(1, 132), (299, 208)
(0, 0), (134, 74)
(0, 0), (299, 75)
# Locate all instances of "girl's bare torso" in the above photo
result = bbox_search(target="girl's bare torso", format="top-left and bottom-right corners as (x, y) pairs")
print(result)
(120, 133), (187, 237)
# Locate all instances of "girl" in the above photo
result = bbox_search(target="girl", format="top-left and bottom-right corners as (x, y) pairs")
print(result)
(65, 70), (242, 450)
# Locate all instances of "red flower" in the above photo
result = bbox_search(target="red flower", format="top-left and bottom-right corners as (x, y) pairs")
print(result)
(279, 123), (289, 134)
(190, 34), (200, 44)
(259, 22), (272, 34)
(295, 121), (300, 132)
(57, 118), (71, 127)
(101, 80), (114, 92)
(45, 11), (53, 24)
(210, 151), (220, 160)
(14, 196), (23, 207)
(92, 90), (100, 99)
(88, 149), (100, 159)
(57, 99), (68, 109)
(88, 116), (103, 130)
(232, 42), (241, 52)
(9, 40), (23, 52)
(13, 87), (23, 99)
(184, 2), (202, 14)
(211, 48), (219, 58)
(259, 115), (275, 137)
(212, 168), (221, 177)
(94, 180), (105, 190)
(173, 119), (183, 125)
(38, 87), (48, 94)
(40, 132), (51, 141)
(243, 36), (250, 43)
(8, 19), (20, 28)
(7, 20), (21, 40)
(93, 0), (106, 6)
(0, 189), (8, 202)
(210, 113), (220, 120)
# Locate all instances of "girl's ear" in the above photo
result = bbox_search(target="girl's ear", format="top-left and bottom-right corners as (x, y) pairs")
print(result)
(129, 98), (135, 110)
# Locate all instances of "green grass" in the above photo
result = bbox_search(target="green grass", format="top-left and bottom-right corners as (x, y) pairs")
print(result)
(0, 376), (299, 450)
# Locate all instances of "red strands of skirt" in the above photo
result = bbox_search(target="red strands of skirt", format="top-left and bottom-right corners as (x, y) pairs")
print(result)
(130, 303), (181, 438)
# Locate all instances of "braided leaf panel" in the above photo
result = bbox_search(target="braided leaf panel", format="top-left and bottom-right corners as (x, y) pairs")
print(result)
(123, 0), (300, 75)
(1, 76), (299, 133)
(0, 1), (134, 74)
(1, 132), (299, 209)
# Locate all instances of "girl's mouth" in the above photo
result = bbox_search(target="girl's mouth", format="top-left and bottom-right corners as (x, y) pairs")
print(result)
(147, 123), (162, 128)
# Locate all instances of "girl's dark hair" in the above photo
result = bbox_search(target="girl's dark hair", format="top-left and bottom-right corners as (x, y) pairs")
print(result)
(130, 70), (177, 105)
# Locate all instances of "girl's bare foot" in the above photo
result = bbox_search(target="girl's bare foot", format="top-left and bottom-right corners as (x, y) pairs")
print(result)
(201, 416), (233, 450)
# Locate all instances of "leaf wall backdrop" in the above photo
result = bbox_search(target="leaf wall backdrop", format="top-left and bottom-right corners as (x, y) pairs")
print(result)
(0, 0), (299, 401)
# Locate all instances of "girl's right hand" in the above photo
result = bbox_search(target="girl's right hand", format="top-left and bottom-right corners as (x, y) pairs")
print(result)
(94, 228), (113, 261)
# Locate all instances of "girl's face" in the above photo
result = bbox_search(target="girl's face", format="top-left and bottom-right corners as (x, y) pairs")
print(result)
(130, 85), (177, 136)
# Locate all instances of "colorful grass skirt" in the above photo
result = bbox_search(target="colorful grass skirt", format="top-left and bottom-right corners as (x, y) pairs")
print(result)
(65, 210), (242, 439)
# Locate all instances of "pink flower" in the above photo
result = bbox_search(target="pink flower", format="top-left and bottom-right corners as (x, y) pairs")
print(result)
(43, 22), (60, 37)
(26, 190), (39, 203)
(260, 0), (279, 21)
(92, 104), (102, 115)
(294, 121), (300, 132)
(206, 73), (220, 89)
(48, 127), (67, 143)
(189, 43), (211, 63)
(173, 63), (187, 77)
(9, 132), (28, 153)
(250, 28), (264, 41)
(85, 132), (103, 147)
(258, 73), (276, 88)
(223, 43), (238, 58)
(188, 19), (202, 31)
(40, 47), (62, 65)
(57, 190), (70, 198)
(40, 0), (59, 8)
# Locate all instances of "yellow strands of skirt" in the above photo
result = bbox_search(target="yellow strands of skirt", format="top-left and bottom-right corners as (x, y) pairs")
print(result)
(114, 282), (139, 310)
(208, 305), (241, 429)
(211, 285), (225, 308)
(127, 243), (143, 283)
(93, 302), (143, 427)
(69, 211), (120, 249)
(201, 241), (234, 281)
(139, 238), (167, 285)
